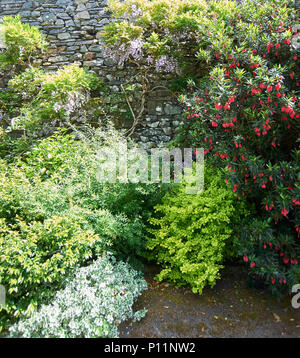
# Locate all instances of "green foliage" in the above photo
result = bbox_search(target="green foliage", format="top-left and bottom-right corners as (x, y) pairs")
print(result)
(63, 206), (147, 269)
(0, 15), (47, 70)
(147, 165), (251, 294)
(0, 216), (102, 330)
(20, 130), (78, 181)
(0, 127), (167, 329)
(0, 87), (21, 119)
(0, 158), (42, 224)
(0, 130), (31, 162)
(9, 64), (100, 97)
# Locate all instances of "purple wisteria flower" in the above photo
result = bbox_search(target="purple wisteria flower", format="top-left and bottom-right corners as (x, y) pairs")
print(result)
(105, 38), (144, 66)
(155, 55), (178, 73)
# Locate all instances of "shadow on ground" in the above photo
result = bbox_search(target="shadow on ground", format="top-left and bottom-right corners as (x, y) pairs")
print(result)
(119, 265), (300, 338)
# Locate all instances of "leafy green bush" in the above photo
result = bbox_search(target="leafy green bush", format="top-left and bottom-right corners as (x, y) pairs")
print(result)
(9, 64), (100, 99)
(0, 121), (170, 330)
(21, 130), (78, 181)
(147, 165), (252, 294)
(0, 130), (31, 162)
(0, 15), (47, 70)
(9, 254), (147, 338)
(0, 216), (102, 331)
(0, 16), (47, 128)
(1, 126), (168, 259)
(63, 205), (147, 268)
(45, 128), (170, 264)
(0, 86), (22, 120)
(0, 126), (168, 330)
(0, 158), (42, 224)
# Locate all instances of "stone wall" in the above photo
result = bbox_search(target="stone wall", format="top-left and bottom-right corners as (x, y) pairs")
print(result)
(0, 0), (183, 147)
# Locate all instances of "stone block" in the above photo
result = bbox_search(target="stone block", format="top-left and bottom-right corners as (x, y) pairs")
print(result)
(75, 10), (90, 20)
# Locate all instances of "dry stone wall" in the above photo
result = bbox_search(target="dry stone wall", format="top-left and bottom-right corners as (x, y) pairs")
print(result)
(0, 0), (183, 147)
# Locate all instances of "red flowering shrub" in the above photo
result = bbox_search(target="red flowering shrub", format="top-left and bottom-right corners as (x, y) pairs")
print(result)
(175, 0), (300, 296)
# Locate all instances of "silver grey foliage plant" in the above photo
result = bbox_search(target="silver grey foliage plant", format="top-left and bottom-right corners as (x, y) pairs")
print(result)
(9, 254), (147, 338)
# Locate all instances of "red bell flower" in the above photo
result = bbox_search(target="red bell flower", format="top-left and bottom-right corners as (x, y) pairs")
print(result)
(214, 102), (223, 110)
(275, 83), (281, 91)
(271, 277), (275, 285)
(283, 257), (289, 264)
